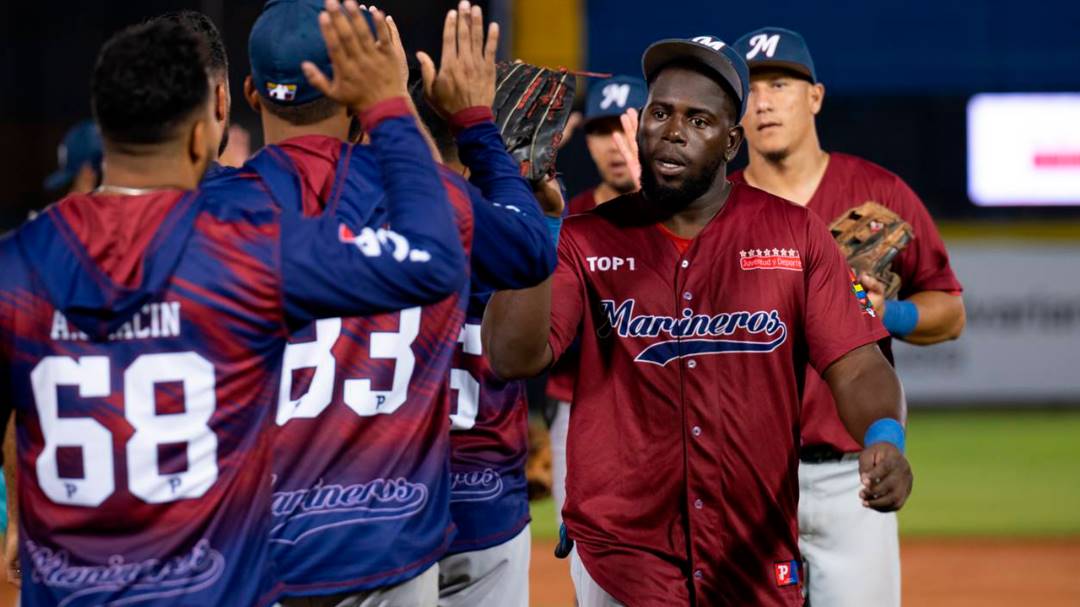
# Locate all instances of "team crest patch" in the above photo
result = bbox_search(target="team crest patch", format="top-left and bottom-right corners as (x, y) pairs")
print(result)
(739, 248), (802, 271)
(266, 82), (297, 101)
(774, 560), (800, 587)
(850, 269), (876, 317)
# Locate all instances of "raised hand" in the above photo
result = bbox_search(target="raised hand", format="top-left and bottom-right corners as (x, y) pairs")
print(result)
(611, 107), (642, 190)
(415, 1), (500, 117)
(858, 442), (913, 512)
(383, 11), (410, 89)
(302, 0), (407, 113)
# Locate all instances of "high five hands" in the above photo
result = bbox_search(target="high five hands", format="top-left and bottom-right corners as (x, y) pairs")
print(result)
(417, 1), (500, 117)
(612, 108), (642, 190)
(302, 0), (408, 113)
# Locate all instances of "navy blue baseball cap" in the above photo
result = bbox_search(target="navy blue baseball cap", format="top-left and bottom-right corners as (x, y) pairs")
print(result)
(584, 75), (648, 123)
(44, 120), (103, 191)
(641, 35), (750, 119)
(249, 0), (331, 106)
(733, 27), (817, 83)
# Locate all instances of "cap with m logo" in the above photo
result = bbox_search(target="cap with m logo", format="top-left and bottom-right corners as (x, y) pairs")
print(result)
(733, 27), (817, 83)
(584, 75), (648, 123)
(641, 35), (751, 119)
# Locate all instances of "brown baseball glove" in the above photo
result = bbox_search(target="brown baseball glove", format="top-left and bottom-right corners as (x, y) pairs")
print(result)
(493, 60), (576, 183)
(828, 201), (914, 299)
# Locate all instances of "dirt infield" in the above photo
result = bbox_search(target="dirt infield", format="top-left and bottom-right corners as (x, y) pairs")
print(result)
(530, 537), (1080, 606)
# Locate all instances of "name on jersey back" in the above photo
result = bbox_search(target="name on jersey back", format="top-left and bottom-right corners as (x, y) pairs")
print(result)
(50, 302), (182, 341)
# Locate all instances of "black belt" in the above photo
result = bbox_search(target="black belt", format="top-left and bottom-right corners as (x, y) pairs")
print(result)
(799, 445), (859, 463)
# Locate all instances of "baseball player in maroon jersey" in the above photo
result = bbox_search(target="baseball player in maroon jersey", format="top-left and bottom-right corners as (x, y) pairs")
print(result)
(730, 27), (965, 607)
(483, 34), (914, 606)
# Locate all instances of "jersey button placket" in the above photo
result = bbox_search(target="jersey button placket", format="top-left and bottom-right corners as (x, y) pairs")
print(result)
(676, 255), (703, 589)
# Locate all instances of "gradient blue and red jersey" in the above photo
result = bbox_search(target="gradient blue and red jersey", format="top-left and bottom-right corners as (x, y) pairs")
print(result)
(0, 102), (465, 607)
(263, 108), (554, 599)
(447, 292), (531, 554)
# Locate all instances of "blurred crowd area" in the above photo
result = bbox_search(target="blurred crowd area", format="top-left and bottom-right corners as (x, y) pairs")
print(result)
(5, 0), (1080, 225)
(2, 0), (1079, 408)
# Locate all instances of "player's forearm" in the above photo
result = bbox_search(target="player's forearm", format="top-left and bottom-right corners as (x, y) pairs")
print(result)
(895, 291), (965, 345)
(482, 279), (554, 379)
(824, 343), (907, 446)
(471, 198), (556, 291)
(456, 115), (557, 288)
(453, 111), (537, 212)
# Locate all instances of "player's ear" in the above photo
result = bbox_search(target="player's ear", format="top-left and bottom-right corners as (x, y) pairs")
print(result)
(215, 80), (229, 124)
(244, 76), (262, 114)
(809, 82), (825, 116)
(725, 123), (745, 162)
(187, 111), (215, 180)
(189, 117), (206, 164)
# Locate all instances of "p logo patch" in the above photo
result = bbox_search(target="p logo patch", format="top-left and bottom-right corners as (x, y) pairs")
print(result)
(774, 560), (800, 587)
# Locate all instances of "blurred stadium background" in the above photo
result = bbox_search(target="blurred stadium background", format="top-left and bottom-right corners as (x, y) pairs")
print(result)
(2, 1), (1079, 605)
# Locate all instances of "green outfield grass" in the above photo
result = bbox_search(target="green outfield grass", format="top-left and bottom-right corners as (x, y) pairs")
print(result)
(900, 408), (1080, 537)
(530, 409), (1080, 541)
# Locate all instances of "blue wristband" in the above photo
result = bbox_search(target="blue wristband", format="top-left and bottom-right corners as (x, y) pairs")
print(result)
(545, 214), (563, 247)
(864, 418), (905, 454)
(883, 300), (919, 337)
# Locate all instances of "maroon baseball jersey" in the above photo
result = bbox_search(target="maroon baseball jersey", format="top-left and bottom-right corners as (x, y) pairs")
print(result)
(548, 182), (887, 605)
(567, 187), (598, 216)
(731, 153), (962, 452)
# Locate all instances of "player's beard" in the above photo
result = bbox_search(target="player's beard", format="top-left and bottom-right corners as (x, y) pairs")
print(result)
(639, 146), (725, 209)
(762, 147), (789, 165)
(610, 175), (639, 195)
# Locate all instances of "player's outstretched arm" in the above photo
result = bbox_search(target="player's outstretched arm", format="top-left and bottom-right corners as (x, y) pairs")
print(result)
(823, 344), (913, 512)
(420, 2), (556, 289)
(284, 0), (466, 320)
(483, 279), (555, 379)
(483, 180), (581, 379)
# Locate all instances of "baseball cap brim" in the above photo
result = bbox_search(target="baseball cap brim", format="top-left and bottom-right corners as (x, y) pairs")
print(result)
(43, 168), (75, 191)
(745, 59), (815, 82)
(642, 40), (744, 107)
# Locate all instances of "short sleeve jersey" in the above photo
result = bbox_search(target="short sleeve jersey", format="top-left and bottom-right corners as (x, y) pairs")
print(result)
(731, 153), (962, 451)
(548, 182), (888, 606)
